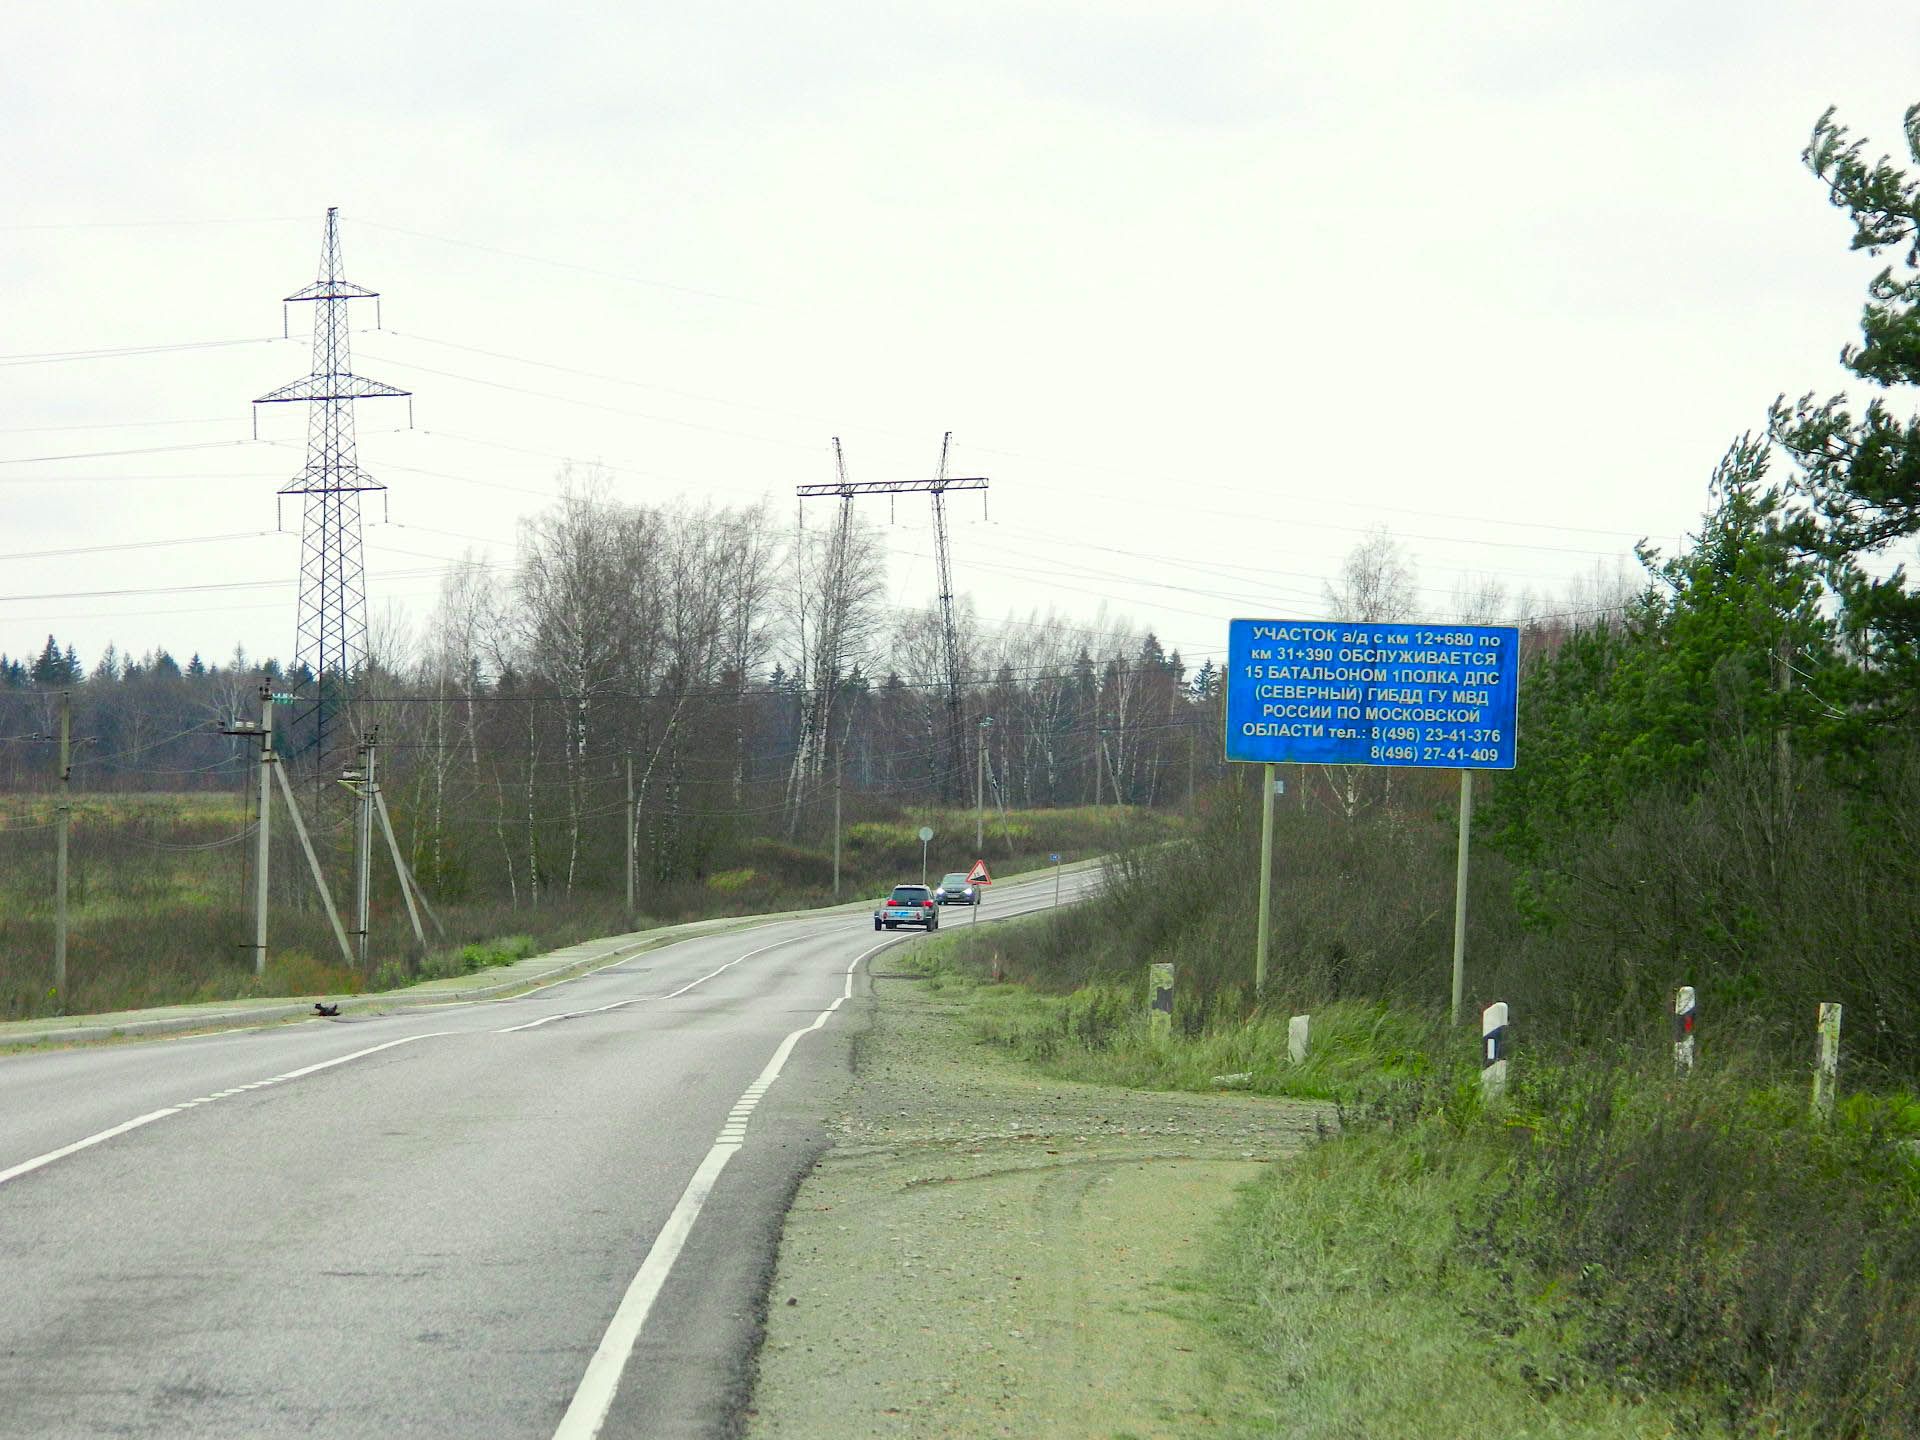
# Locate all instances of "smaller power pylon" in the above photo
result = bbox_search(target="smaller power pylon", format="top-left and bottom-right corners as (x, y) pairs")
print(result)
(796, 435), (988, 796)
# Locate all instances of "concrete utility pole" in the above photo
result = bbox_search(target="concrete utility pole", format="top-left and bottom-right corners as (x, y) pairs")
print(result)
(54, 689), (71, 1005)
(625, 755), (636, 920)
(254, 687), (273, 974)
(372, 776), (427, 956)
(349, 730), (378, 970)
(222, 687), (276, 975)
(273, 752), (354, 967)
(975, 716), (993, 852)
(1092, 723), (1103, 808)
(1186, 719), (1195, 815)
(371, 781), (441, 946)
(832, 746), (843, 898)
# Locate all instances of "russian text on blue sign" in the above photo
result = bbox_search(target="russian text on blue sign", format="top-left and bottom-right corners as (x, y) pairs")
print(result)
(1224, 618), (1519, 769)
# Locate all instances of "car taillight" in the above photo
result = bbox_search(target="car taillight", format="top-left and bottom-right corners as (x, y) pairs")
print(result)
(924, 899), (934, 908)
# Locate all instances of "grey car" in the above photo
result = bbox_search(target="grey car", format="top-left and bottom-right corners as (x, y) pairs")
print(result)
(875, 884), (940, 930)
(935, 872), (979, 906)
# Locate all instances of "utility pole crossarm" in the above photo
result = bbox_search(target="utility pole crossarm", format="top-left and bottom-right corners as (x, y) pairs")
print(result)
(253, 374), (412, 406)
(793, 477), (987, 498)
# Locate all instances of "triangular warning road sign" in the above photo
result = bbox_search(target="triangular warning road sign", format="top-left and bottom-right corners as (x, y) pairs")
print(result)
(967, 860), (992, 885)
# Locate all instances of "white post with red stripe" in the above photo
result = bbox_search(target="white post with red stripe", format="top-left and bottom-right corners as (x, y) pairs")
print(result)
(1673, 986), (1697, 1074)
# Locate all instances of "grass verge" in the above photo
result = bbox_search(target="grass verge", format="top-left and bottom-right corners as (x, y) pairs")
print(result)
(920, 908), (1920, 1438)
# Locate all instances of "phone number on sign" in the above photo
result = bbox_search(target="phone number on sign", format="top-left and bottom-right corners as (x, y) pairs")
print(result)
(1369, 744), (1502, 764)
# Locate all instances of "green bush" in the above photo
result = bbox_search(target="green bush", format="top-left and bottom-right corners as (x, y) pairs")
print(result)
(1437, 1055), (1920, 1435)
(260, 948), (364, 998)
(705, 867), (757, 893)
(454, 934), (540, 973)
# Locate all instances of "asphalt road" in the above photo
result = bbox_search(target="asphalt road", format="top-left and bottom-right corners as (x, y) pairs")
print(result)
(0, 867), (1100, 1440)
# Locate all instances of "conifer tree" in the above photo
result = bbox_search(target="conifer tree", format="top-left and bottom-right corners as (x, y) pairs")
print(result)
(1773, 103), (1920, 703)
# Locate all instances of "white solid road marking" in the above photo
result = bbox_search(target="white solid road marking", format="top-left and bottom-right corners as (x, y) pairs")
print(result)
(550, 935), (901, 1440)
(0, 1033), (450, 1191)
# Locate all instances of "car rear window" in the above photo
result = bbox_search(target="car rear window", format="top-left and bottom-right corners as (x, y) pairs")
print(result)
(890, 887), (929, 902)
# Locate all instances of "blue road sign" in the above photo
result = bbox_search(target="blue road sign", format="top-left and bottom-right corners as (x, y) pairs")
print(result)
(1049, 852), (1061, 863)
(1225, 618), (1519, 769)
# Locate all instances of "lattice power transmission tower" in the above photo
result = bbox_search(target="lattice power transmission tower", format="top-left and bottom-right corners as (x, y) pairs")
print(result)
(253, 207), (411, 773)
(796, 433), (987, 796)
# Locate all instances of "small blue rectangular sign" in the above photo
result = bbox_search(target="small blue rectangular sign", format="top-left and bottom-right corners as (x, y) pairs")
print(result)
(1225, 619), (1520, 769)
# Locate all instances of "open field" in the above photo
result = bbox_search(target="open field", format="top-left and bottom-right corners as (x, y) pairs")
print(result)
(0, 794), (1172, 1019)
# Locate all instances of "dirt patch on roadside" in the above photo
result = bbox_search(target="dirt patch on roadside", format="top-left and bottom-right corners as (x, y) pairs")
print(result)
(745, 972), (1325, 1438)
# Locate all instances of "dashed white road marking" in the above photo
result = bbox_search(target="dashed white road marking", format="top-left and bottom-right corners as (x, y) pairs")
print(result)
(496, 934), (806, 1033)
(550, 934), (902, 1440)
(0, 1033), (451, 1190)
(0, 875), (1097, 1204)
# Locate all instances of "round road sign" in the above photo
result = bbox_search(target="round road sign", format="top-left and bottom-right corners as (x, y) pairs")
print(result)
(917, 826), (934, 843)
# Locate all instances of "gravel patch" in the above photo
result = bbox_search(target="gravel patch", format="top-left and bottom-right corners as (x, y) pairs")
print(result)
(745, 970), (1326, 1438)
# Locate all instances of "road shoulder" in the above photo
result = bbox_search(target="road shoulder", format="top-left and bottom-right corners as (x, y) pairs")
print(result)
(745, 965), (1322, 1438)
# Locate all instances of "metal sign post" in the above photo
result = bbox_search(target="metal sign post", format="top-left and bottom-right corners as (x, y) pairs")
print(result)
(1450, 771), (1474, 1025)
(1051, 852), (1062, 907)
(1256, 762), (1276, 996)
(967, 859), (992, 924)
(1224, 619), (1520, 1015)
(918, 826), (934, 887)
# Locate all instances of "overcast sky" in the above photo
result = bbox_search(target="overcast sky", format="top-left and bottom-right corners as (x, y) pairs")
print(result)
(5, 1), (1918, 676)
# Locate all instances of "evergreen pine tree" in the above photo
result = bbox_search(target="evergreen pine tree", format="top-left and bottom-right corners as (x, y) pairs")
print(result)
(30, 635), (63, 686)
(1774, 103), (1920, 705)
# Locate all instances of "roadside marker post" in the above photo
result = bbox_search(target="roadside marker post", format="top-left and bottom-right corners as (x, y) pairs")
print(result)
(1813, 1002), (1842, 1121)
(1674, 986), (1697, 1075)
(1050, 852), (1062, 907)
(1224, 619), (1519, 1020)
(1149, 963), (1175, 1040)
(1288, 1013), (1310, 1064)
(1482, 1001), (1509, 1102)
